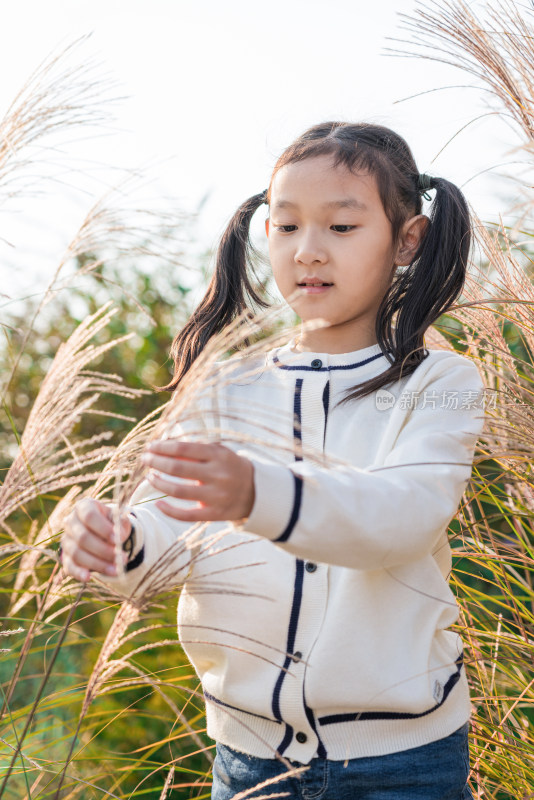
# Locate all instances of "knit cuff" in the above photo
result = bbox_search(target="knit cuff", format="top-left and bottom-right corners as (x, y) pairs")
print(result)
(237, 454), (297, 542)
(122, 513), (145, 572)
(97, 510), (146, 589)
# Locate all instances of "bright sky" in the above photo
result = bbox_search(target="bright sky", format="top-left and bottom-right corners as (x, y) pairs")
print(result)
(0, 0), (523, 303)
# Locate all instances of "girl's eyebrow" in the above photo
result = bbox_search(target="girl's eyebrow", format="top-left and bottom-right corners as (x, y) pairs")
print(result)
(272, 198), (368, 212)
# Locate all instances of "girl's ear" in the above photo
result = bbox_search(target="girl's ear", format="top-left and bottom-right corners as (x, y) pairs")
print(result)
(395, 214), (429, 267)
(265, 218), (270, 236)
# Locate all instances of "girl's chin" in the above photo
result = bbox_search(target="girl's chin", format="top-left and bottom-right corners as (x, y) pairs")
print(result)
(290, 314), (337, 335)
(288, 306), (330, 320)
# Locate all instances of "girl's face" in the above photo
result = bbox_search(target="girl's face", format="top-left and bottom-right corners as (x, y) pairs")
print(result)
(265, 154), (419, 353)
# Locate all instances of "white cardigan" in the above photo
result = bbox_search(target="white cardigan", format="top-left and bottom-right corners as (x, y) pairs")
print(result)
(102, 339), (486, 763)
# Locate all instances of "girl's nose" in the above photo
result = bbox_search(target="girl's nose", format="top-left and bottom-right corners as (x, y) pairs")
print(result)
(294, 231), (327, 265)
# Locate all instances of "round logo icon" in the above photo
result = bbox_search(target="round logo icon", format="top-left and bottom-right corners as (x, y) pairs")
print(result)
(375, 389), (395, 411)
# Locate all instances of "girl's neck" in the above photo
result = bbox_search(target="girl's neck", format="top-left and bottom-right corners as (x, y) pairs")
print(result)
(293, 326), (379, 355)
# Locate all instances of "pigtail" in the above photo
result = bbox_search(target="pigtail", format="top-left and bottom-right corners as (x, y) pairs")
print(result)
(162, 191), (269, 391)
(341, 174), (472, 405)
(387, 176), (470, 366)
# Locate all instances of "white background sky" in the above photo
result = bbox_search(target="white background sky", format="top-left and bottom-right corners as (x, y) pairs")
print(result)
(0, 0), (526, 305)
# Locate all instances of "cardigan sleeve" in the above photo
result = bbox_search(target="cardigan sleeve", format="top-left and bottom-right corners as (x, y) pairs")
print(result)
(239, 354), (486, 571)
(95, 358), (250, 596)
(94, 477), (200, 598)
(94, 399), (214, 598)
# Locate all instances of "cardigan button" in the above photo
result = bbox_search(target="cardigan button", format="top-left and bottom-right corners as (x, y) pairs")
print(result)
(311, 359), (322, 369)
(293, 651), (302, 662)
(305, 562), (317, 573)
(296, 731), (307, 744)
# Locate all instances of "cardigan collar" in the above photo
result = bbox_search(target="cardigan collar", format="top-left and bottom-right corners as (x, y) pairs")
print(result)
(269, 338), (392, 374)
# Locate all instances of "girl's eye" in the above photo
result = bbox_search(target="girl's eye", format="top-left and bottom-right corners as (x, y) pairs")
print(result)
(274, 225), (356, 233)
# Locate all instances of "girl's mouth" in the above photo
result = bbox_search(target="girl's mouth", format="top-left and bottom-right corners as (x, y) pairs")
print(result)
(297, 282), (333, 294)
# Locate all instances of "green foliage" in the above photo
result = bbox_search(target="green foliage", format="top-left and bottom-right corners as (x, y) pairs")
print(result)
(0, 259), (218, 798)
(0, 257), (194, 470)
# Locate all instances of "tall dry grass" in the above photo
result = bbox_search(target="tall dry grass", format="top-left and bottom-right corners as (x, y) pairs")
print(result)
(389, 1), (534, 796)
(0, 41), (215, 799)
(2, 4), (534, 797)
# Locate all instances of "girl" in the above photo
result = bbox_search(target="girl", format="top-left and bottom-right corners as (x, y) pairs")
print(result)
(61, 122), (485, 799)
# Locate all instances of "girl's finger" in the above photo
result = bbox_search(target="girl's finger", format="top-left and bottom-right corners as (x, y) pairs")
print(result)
(119, 516), (134, 542)
(77, 529), (116, 563)
(70, 547), (123, 577)
(142, 452), (208, 480)
(147, 471), (207, 501)
(66, 515), (110, 556)
(61, 523), (101, 559)
(62, 554), (90, 583)
(146, 440), (215, 462)
(155, 499), (214, 523)
(75, 498), (114, 541)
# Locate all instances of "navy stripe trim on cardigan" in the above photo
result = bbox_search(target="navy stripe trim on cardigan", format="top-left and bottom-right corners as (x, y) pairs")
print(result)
(317, 653), (465, 726)
(277, 724), (294, 756)
(293, 377), (303, 462)
(274, 475), (303, 543)
(126, 546), (145, 572)
(203, 690), (282, 724)
(272, 350), (390, 372)
(274, 377), (304, 543)
(322, 380), (330, 450)
(272, 379), (308, 757)
(303, 684), (327, 758)
(272, 559), (305, 723)
(273, 559), (305, 756)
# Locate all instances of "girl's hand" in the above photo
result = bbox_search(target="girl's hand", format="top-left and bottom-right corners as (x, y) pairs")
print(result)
(142, 440), (255, 523)
(61, 498), (133, 582)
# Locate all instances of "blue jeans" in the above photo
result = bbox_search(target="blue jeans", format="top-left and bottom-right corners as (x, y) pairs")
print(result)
(211, 722), (474, 800)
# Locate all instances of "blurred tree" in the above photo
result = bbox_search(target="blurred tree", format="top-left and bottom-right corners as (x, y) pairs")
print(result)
(0, 252), (208, 472)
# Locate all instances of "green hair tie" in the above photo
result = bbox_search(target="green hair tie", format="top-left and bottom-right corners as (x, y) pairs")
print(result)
(417, 173), (434, 201)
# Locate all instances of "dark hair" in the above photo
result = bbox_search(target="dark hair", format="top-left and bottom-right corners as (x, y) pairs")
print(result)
(164, 121), (471, 403)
